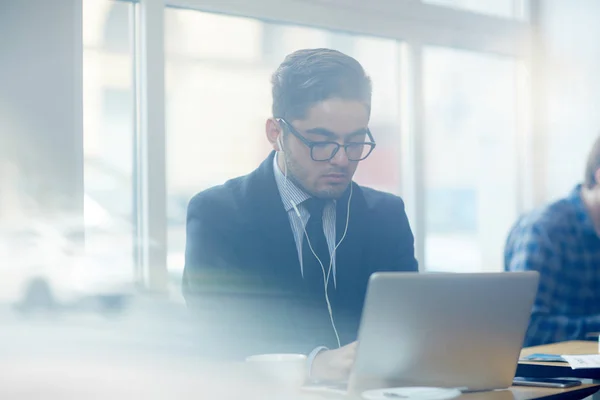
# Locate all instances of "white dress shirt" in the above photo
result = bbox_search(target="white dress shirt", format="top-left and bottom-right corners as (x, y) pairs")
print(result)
(272, 153), (339, 287)
(272, 153), (338, 378)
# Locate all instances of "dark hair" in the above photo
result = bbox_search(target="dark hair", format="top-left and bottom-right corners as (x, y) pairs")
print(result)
(271, 48), (372, 121)
(584, 134), (600, 188)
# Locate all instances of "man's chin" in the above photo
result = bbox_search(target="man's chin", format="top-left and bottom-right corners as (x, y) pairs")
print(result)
(314, 183), (350, 199)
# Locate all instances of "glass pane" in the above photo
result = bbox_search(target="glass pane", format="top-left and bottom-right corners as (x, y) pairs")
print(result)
(423, 0), (526, 19)
(165, 9), (402, 291)
(423, 47), (518, 272)
(82, 0), (135, 288)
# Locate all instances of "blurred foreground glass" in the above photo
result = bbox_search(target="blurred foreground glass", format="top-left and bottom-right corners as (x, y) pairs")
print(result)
(0, 0), (136, 311)
(82, 0), (136, 295)
(164, 9), (402, 292)
(423, 0), (528, 20)
(423, 46), (518, 272)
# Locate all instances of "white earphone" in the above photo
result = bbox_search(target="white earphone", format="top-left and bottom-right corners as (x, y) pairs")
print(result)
(279, 133), (352, 348)
(292, 184), (353, 349)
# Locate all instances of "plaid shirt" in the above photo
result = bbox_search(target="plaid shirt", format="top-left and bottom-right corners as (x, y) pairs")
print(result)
(505, 184), (600, 346)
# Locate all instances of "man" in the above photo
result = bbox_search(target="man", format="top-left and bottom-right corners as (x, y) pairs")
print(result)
(183, 48), (417, 382)
(505, 136), (600, 347)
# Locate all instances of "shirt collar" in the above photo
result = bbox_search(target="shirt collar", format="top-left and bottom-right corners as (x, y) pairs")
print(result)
(273, 152), (311, 212)
(569, 184), (596, 234)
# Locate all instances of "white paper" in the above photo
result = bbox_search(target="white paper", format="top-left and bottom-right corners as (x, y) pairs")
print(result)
(561, 354), (600, 369)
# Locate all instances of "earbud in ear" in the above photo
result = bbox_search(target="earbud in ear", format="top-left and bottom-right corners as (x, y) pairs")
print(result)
(277, 135), (284, 152)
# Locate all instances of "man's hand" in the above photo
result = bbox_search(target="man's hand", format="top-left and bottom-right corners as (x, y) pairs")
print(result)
(310, 341), (357, 382)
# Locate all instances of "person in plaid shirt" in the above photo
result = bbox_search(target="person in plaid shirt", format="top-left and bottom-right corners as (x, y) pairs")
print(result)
(505, 136), (600, 346)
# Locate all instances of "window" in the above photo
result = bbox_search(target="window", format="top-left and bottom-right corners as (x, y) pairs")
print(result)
(423, 47), (519, 272)
(165, 9), (402, 288)
(423, 0), (528, 20)
(82, 0), (135, 284)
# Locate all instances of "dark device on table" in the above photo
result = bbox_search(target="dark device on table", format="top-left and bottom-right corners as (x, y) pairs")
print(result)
(513, 377), (582, 388)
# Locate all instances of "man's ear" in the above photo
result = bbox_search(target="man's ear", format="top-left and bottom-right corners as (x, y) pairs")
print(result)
(266, 118), (283, 151)
(594, 168), (600, 188)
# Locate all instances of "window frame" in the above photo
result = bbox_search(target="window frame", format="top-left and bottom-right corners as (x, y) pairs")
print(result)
(129, 0), (535, 287)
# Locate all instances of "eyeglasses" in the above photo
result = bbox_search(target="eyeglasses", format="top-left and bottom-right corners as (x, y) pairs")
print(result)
(277, 118), (376, 162)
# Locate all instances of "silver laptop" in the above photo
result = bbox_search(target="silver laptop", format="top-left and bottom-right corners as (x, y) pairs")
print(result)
(304, 271), (539, 395)
(347, 271), (539, 393)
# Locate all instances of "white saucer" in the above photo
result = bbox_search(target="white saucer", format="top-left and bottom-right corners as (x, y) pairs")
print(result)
(361, 387), (462, 400)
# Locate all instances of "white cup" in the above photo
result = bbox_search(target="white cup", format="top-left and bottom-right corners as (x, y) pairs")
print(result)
(245, 353), (307, 388)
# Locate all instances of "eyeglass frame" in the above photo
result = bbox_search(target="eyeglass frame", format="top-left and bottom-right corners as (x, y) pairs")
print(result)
(276, 118), (377, 162)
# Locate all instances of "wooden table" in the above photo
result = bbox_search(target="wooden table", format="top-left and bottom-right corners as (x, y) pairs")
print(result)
(301, 385), (600, 400)
(506, 385), (599, 400)
(456, 386), (597, 400)
(2, 354), (598, 400)
(518, 341), (600, 379)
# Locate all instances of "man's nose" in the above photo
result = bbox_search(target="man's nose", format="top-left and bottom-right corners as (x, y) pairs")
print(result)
(329, 146), (350, 167)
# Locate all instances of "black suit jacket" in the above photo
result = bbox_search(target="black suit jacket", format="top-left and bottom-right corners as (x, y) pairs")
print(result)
(183, 152), (417, 358)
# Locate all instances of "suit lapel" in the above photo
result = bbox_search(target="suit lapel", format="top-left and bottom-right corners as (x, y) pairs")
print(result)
(244, 152), (301, 274)
(242, 153), (368, 278)
(335, 182), (367, 279)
